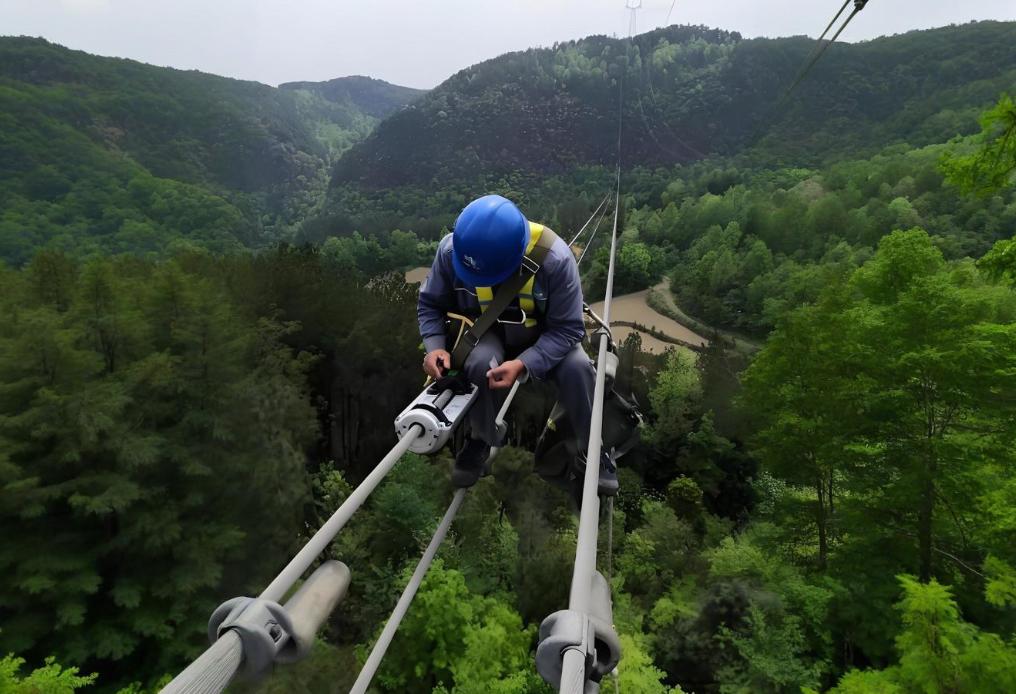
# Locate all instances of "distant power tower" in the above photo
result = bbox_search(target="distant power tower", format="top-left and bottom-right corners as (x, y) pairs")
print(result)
(626, 0), (641, 36)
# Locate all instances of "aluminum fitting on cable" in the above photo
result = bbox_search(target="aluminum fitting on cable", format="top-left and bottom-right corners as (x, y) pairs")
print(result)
(590, 325), (616, 360)
(536, 610), (596, 689)
(394, 375), (478, 454)
(208, 597), (293, 678)
(536, 604), (622, 688)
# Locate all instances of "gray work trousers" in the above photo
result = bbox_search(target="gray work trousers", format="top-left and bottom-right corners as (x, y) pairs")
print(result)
(463, 332), (596, 449)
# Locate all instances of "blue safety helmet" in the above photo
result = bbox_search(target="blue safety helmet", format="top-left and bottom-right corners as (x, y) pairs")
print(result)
(451, 195), (529, 287)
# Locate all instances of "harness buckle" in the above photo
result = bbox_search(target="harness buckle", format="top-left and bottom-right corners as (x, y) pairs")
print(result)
(497, 306), (528, 326)
(521, 255), (540, 274)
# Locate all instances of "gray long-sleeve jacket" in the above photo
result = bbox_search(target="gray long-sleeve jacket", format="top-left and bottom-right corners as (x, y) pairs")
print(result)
(417, 231), (586, 380)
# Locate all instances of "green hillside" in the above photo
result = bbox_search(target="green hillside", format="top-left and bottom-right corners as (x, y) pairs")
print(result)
(2, 17), (1016, 694)
(280, 75), (424, 119)
(0, 37), (421, 263)
(312, 21), (1015, 242)
(278, 76), (424, 160)
(333, 22), (1015, 187)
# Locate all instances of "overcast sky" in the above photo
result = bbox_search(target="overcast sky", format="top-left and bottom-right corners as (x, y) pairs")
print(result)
(2, 0), (1013, 89)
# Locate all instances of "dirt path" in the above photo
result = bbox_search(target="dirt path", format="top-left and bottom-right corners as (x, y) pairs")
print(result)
(589, 285), (709, 354)
(405, 266), (430, 284)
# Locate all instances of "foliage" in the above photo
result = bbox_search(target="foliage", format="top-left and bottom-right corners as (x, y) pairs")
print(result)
(371, 562), (536, 693)
(0, 36), (422, 260)
(4, 20), (1016, 694)
(942, 93), (1016, 196)
(616, 634), (685, 694)
(829, 576), (1016, 693)
(0, 254), (319, 680)
(647, 347), (701, 447)
(332, 23), (1016, 189)
(0, 654), (96, 693)
(0, 248), (430, 690)
(741, 228), (1016, 676)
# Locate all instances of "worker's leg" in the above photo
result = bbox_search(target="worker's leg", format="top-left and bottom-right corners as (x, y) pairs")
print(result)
(462, 331), (506, 446)
(549, 343), (618, 496)
(548, 344), (596, 451)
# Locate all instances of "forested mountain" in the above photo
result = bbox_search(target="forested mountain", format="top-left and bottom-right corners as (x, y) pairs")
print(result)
(280, 75), (425, 119)
(0, 37), (420, 263)
(3, 13), (1016, 694)
(333, 21), (1015, 188)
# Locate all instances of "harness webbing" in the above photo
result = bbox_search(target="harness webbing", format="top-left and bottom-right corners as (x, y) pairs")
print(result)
(449, 227), (558, 370)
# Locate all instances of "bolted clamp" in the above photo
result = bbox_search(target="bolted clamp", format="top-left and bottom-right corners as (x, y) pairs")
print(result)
(208, 597), (294, 678)
(536, 610), (596, 690)
(536, 609), (622, 690)
(537, 572), (623, 690)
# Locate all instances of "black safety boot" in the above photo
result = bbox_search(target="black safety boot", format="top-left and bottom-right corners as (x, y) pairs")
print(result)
(597, 450), (619, 497)
(452, 437), (491, 488)
(571, 450), (620, 497)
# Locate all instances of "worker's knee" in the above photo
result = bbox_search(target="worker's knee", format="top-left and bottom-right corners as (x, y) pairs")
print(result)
(463, 343), (502, 386)
(552, 346), (595, 389)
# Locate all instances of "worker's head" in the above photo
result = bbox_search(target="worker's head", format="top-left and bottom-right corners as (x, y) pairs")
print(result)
(451, 195), (529, 286)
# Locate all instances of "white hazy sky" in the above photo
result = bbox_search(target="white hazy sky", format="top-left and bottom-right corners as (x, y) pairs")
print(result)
(1, 0), (1014, 89)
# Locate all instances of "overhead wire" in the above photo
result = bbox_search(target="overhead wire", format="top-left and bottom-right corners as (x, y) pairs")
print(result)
(556, 1), (634, 690)
(636, 0), (708, 162)
(350, 488), (468, 694)
(341, 16), (633, 677)
(781, 0), (872, 103)
(348, 381), (522, 691)
(605, 495), (617, 693)
(568, 191), (613, 246)
(575, 196), (612, 267)
(817, 0), (852, 46)
(161, 424), (428, 693)
(744, 0), (873, 150)
(163, 2), (883, 692)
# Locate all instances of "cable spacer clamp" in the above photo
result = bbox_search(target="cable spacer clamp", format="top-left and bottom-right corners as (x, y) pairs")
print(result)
(535, 609), (596, 689)
(591, 325), (615, 352)
(208, 597), (294, 678)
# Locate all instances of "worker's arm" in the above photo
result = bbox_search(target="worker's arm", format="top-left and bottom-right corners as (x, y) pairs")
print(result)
(516, 243), (586, 380)
(417, 236), (455, 355)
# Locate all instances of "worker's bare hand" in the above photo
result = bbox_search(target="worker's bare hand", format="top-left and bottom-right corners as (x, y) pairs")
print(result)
(487, 359), (526, 390)
(423, 349), (451, 379)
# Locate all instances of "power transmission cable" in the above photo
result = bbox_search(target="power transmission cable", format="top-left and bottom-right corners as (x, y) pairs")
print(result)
(568, 191), (613, 246)
(817, 0), (852, 45)
(638, 34), (708, 160)
(162, 423), (428, 692)
(665, 0), (678, 26)
(576, 196), (612, 268)
(555, 2), (635, 690)
(349, 383), (522, 692)
(606, 496), (619, 694)
(744, 0), (874, 149)
(781, 0), (873, 102)
(350, 488), (468, 694)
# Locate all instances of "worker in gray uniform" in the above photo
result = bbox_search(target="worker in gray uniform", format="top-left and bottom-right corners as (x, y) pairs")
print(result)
(417, 194), (618, 495)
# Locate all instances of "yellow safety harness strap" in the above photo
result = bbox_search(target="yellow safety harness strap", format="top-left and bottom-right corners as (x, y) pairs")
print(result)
(450, 226), (559, 371)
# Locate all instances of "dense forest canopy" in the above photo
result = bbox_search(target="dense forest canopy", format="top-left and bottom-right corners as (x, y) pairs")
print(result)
(0, 37), (424, 263)
(2, 15), (1016, 694)
(330, 22), (1015, 186)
